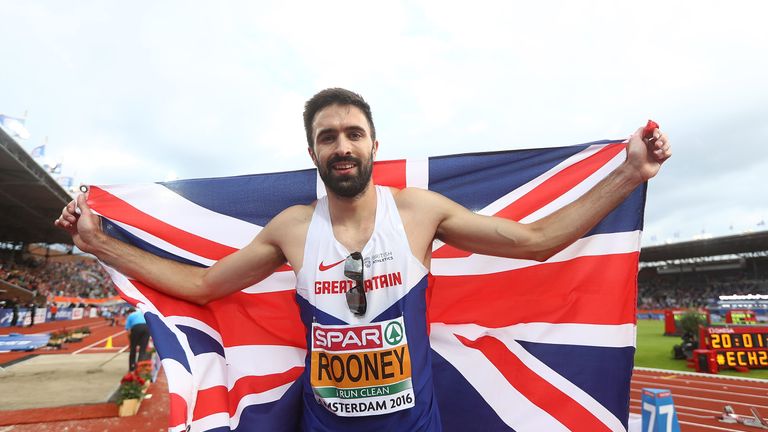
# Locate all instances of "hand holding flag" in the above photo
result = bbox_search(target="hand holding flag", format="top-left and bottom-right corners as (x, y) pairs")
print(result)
(54, 194), (104, 255)
(625, 120), (671, 182)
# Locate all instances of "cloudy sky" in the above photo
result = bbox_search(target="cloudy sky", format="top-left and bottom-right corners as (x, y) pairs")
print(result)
(1, 1), (766, 245)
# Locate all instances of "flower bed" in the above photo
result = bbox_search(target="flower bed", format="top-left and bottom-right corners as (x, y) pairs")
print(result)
(116, 359), (156, 416)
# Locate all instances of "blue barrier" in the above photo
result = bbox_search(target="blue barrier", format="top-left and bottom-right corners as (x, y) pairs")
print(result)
(0, 333), (51, 351)
(641, 388), (680, 432)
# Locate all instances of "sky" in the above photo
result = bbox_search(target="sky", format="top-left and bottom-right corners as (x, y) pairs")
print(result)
(1, 1), (766, 246)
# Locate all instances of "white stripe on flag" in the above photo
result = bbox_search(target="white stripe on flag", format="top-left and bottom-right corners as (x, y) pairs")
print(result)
(230, 381), (296, 429)
(431, 144), (613, 252)
(434, 322), (635, 349)
(162, 358), (197, 428)
(109, 219), (216, 266)
(432, 322), (630, 431)
(189, 412), (230, 432)
(502, 336), (627, 432)
(432, 230), (640, 276)
(476, 144), (608, 215)
(430, 324), (570, 432)
(100, 183), (261, 248)
(520, 149), (626, 223)
(406, 158), (429, 189)
(241, 270), (297, 294)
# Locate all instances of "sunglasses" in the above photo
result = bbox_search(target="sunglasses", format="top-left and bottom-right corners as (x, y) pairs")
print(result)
(344, 252), (367, 316)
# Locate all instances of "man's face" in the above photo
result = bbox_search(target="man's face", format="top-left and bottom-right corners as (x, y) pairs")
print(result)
(309, 104), (377, 198)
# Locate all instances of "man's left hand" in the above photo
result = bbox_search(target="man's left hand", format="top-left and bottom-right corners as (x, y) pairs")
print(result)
(625, 125), (671, 182)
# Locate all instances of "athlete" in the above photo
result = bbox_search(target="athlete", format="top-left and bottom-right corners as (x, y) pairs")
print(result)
(55, 88), (671, 430)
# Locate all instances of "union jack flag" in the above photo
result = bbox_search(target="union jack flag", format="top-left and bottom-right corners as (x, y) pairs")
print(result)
(88, 139), (643, 431)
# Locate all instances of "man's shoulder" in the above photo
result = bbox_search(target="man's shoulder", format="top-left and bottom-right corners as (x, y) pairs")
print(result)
(391, 187), (446, 210)
(273, 203), (316, 224)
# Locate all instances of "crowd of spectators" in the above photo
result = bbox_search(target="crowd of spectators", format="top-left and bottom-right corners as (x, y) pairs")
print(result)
(0, 256), (116, 300)
(638, 258), (768, 309)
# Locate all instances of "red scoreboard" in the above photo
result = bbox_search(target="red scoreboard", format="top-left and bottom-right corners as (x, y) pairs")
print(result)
(700, 325), (768, 369)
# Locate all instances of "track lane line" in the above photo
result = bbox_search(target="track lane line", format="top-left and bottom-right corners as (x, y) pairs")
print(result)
(632, 379), (768, 400)
(679, 420), (752, 431)
(72, 330), (127, 355)
(630, 388), (768, 409)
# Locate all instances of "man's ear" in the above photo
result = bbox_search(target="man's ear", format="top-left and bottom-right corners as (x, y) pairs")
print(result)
(372, 140), (379, 160)
(308, 146), (318, 167)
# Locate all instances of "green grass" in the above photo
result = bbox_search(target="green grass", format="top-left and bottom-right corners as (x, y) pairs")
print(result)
(635, 319), (768, 379)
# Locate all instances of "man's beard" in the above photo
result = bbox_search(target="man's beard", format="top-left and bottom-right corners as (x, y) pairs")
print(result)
(318, 154), (374, 198)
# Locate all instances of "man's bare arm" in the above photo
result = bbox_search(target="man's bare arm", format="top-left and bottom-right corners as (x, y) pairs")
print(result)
(413, 126), (671, 261)
(55, 194), (290, 305)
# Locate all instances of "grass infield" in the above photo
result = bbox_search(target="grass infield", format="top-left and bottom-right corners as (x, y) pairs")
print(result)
(634, 319), (768, 379)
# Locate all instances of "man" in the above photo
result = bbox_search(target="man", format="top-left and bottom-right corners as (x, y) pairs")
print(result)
(10, 297), (19, 327)
(125, 307), (150, 371)
(56, 88), (671, 430)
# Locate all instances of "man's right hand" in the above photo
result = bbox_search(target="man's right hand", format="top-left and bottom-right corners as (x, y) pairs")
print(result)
(54, 193), (103, 254)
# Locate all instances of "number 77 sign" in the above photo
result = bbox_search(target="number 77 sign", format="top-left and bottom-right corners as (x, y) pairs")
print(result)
(641, 388), (681, 432)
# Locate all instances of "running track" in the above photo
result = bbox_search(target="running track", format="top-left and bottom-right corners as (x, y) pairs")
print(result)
(631, 367), (768, 431)
(3, 322), (768, 431)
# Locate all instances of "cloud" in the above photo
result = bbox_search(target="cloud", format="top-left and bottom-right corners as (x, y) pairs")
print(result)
(0, 0), (766, 244)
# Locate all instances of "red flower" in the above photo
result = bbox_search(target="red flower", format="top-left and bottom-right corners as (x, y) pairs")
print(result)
(121, 373), (135, 384)
(643, 120), (659, 139)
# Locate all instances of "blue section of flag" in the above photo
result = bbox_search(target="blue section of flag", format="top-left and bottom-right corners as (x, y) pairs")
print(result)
(586, 184), (647, 236)
(178, 325), (225, 357)
(517, 340), (634, 427)
(234, 381), (303, 432)
(431, 350), (515, 432)
(161, 168), (318, 226)
(145, 312), (191, 373)
(428, 144), (591, 211)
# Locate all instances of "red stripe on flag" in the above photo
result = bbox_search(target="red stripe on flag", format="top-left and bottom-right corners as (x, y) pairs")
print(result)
(429, 253), (638, 326)
(456, 334), (611, 432)
(372, 159), (407, 189)
(433, 143), (626, 259)
(190, 366), (304, 420)
(192, 385), (228, 421)
(130, 279), (219, 328)
(132, 278), (307, 348)
(111, 281), (142, 306)
(168, 393), (189, 429)
(211, 291), (306, 348)
(88, 186), (238, 261)
(227, 366), (304, 417)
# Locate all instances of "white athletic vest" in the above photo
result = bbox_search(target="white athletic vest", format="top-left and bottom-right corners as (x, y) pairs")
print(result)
(295, 186), (441, 431)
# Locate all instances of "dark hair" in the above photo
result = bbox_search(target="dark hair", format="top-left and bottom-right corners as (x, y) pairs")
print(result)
(303, 88), (375, 149)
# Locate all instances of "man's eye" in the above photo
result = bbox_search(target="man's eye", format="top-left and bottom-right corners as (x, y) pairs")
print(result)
(349, 132), (362, 140)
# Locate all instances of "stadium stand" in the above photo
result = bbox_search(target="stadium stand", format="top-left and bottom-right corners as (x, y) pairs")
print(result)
(0, 126), (117, 311)
(639, 232), (768, 310)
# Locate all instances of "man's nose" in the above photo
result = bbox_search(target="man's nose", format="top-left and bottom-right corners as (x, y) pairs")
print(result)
(334, 135), (354, 155)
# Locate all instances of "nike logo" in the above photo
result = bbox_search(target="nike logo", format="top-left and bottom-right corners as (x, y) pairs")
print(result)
(318, 258), (346, 271)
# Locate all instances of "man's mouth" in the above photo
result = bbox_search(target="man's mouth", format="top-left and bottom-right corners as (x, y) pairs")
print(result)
(330, 160), (357, 174)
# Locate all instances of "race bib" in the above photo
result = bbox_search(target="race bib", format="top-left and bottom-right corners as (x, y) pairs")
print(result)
(310, 316), (415, 417)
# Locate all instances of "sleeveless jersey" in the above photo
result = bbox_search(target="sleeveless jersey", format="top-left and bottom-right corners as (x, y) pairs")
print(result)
(296, 186), (441, 431)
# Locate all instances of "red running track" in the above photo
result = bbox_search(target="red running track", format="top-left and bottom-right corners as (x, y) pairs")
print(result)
(631, 367), (768, 431)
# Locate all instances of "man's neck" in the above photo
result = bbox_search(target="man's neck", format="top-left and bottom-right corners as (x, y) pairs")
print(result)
(325, 183), (378, 228)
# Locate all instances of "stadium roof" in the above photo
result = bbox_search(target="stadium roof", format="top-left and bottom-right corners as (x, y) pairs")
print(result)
(640, 231), (768, 262)
(0, 127), (73, 244)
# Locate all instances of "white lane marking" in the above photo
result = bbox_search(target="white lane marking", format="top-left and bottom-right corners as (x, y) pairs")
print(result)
(72, 329), (127, 355)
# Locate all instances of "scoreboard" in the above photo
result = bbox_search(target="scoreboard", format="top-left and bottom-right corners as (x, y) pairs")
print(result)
(700, 326), (768, 369)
